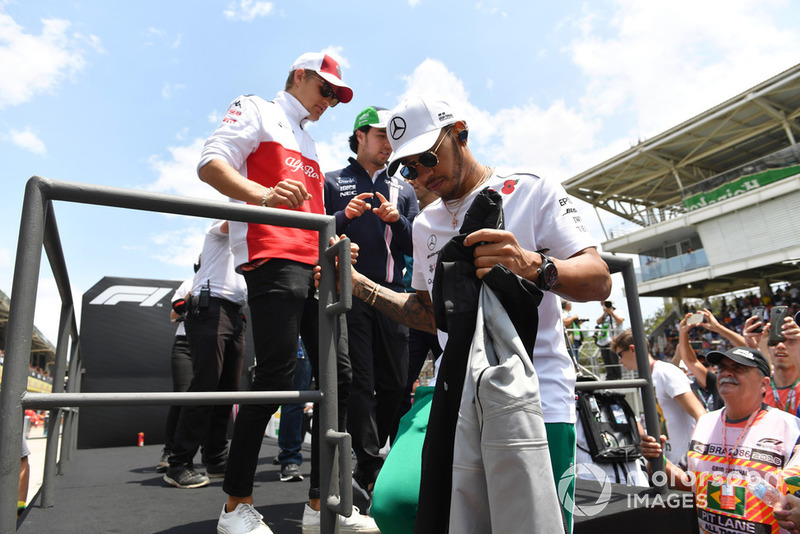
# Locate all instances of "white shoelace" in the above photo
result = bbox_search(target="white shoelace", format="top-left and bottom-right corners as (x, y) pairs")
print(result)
(238, 504), (264, 530)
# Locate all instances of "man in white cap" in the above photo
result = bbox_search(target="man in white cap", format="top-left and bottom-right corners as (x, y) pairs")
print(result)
(324, 106), (418, 504)
(324, 96), (611, 533)
(198, 52), (377, 534)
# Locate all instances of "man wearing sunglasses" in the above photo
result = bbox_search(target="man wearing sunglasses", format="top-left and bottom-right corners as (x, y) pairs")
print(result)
(324, 107), (419, 507)
(322, 96), (612, 532)
(197, 52), (378, 534)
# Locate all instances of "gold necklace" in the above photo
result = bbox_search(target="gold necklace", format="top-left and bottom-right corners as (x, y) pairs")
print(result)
(442, 166), (493, 229)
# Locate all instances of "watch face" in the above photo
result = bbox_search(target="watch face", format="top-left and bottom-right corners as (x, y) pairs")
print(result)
(543, 263), (557, 287)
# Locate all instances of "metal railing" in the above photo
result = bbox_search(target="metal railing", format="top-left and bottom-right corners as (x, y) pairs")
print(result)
(0, 176), (352, 533)
(578, 254), (665, 486)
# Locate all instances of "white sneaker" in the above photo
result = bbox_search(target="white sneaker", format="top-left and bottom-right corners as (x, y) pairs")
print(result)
(301, 503), (380, 533)
(217, 503), (273, 534)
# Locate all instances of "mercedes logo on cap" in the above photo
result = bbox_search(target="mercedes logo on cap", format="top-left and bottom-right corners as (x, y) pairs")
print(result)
(390, 117), (406, 140)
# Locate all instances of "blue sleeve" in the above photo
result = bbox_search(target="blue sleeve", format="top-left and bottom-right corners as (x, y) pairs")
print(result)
(387, 182), (419, 256)
(324, 172), (352, 234)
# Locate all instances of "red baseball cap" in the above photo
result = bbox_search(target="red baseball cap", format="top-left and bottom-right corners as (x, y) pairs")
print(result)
(290, 52), (353, 104)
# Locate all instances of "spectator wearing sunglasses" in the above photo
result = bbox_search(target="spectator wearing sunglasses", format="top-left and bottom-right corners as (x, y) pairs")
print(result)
(318, 97), (611, 533)
(323, 107), (419, 506)
(612, 329), (706, 468)
(198, 52), (378, 534)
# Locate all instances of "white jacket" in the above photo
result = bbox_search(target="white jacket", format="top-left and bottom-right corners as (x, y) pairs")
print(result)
(450, 285), (564, 533)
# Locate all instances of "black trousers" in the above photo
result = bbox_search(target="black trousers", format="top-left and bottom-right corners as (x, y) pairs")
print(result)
(346, 296), (409, 481)
(164, 334), (192, 453)
(223, 260), (351, 500)
(170, 297), (244, 467)
(600, 346), (622, 380)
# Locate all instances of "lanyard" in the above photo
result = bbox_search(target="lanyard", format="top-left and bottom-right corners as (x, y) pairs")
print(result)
(770, 378), (798, 414)
(720, 407), (762, 475)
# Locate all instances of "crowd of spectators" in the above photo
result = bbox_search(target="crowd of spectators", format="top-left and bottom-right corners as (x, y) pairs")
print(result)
(652, 283), (800, 361)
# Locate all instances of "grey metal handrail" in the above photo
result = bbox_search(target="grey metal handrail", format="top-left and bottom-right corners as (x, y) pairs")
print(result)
(585, 254), (665, 487)
(0, 176), (352, 533)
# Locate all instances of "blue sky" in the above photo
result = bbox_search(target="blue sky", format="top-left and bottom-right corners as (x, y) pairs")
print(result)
(2, 0), (799, 341)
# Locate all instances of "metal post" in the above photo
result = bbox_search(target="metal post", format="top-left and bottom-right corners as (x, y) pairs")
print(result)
(39, 301), (73, 507)
(0, 179), (47, 534)
(618, 257), (666, 487)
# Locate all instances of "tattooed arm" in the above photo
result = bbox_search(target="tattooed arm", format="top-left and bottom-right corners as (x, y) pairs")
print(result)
(353, 272), (437, 334)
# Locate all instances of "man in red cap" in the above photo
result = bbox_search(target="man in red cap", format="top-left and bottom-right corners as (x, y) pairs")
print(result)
(198, 52), (377, 534)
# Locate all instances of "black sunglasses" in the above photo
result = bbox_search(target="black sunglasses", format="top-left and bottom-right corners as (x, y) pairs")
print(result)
(399, 128), (451, 180)
(307, 71), (339, 107)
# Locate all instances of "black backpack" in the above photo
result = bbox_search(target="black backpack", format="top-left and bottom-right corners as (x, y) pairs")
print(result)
(576, 389), (642, 463)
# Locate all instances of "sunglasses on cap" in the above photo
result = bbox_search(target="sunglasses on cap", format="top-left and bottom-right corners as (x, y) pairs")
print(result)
(306, 71), (339, 107)
(399, 127), (452, 181)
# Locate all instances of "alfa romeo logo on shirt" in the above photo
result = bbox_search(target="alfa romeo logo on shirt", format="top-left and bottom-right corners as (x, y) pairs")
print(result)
(390, 117), (407, 140)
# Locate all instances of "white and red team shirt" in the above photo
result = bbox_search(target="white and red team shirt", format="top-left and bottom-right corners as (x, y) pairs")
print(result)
(411, 169), (595, 424)
(198, 91), (324, 269)
(687, 406), (800, 534)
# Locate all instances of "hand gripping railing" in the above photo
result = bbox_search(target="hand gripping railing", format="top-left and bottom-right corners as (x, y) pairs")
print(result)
(0, 176), (352, 534)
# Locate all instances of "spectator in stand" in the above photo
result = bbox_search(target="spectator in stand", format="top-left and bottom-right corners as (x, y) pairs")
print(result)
(743, 313), (800, 416)
(612, 329), (706, 468)
(641, 345), (800, 534)
(695, 308), (746, 347)
(676, 313), (724, 411)
(561, 300), (583, 361)
(596, 301), (625, 379)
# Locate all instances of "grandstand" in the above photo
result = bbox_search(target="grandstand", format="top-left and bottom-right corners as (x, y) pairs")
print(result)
(0, 289), (55, 393)
(563, 62), (800, 303)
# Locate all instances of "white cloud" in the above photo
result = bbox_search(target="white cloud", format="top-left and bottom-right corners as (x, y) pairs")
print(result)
(31, 277), (84, 344)
(161, 81), (186, 99)
(9, 127), (46, 155)
(146, 138), (227, 201)
(224, 0), (275, 21)
(150, 225), (208, 268)
(208, 110), (223, 125)
(316, 131), (353, 175)
(0, 11), (97, 108)
(408, 0), (421, 6)
(568, 0), (800, 138)
(395, 59), (601, 181)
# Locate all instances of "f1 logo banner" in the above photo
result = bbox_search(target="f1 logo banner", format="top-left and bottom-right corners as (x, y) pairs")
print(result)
(89, 285), (173, 306)
(79, 277), (181, 448)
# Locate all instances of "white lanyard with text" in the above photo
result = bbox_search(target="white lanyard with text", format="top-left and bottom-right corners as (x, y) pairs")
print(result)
(770, 378), (798, 414)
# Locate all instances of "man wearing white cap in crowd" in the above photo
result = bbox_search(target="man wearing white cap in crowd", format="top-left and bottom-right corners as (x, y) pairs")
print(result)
(198, 51), (377, 534)
(324, 96), (611, 532)
(324, 107), (418, 503)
